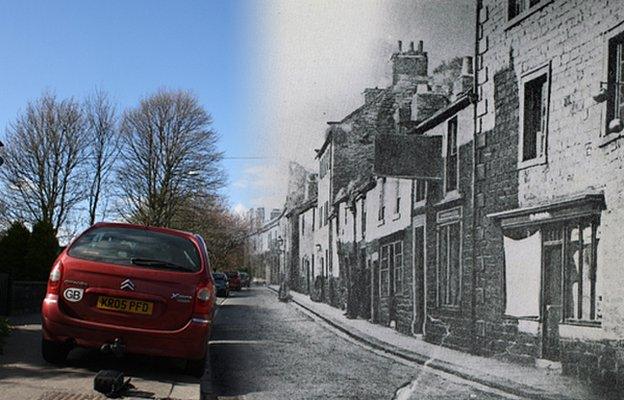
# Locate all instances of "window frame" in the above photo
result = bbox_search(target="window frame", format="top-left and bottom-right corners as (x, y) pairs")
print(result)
(436, 207), (463, 309)
(506, 0), (552, 30)
(562, 218), (601, 324)
(518, 63), (550, 169)
(600, 23), (624, 146)
(414, 179), (427, 206)
(445, 117), (459, 193)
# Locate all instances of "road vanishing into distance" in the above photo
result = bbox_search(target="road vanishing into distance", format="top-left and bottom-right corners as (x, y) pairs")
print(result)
(0, 287), (517, 400)
(208, 287), (514, 400)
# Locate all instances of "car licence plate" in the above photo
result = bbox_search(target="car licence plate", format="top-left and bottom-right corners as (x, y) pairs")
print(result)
(96, 296), (154, 315)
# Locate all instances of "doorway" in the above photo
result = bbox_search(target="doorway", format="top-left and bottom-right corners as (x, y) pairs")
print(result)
(413, 225), (425, 334)
(541, 228), (563, 361)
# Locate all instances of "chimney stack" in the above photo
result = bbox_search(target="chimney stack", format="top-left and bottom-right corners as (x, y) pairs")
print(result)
(391, 39), (429, 85)
(452, 56), (475, 98)
(461, 56), (474, 76)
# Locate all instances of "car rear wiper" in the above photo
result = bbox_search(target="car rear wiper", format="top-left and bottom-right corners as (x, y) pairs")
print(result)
(130, 258), (193, 271)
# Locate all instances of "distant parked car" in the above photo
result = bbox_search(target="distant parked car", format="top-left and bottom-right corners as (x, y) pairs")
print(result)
(212, 272), (229, 297)
(239, 272), (251, 288)
(40, 222), (216, 376)
(226, 271), (242, 291)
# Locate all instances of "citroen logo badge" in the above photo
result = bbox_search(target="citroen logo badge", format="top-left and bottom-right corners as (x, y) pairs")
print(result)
(120, 279), (135, 291)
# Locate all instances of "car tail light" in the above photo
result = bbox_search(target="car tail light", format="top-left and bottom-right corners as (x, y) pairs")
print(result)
(47, 261), (63, 296)
(193, 282), (214, 317)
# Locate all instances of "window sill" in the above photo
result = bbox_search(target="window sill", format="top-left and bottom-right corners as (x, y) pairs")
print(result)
(505, 0), (553, 31)
(561, 319), (602, 328)
(598, 132), (624, 148)
(377, 220), (385, 227)
(392, 212), (401, 221)
(517, 156), (547, 170)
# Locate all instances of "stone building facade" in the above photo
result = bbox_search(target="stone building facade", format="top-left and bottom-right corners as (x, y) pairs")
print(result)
(472, 0), (624, 385)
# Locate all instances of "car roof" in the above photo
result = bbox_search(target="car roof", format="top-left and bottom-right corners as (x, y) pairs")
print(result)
(91, 222), (197, 241)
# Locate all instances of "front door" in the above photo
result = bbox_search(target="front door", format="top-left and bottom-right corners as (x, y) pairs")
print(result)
(542, 241), (563, 361)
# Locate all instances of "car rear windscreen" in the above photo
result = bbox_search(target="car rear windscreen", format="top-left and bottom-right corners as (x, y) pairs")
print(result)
(68, 226), (201, 272)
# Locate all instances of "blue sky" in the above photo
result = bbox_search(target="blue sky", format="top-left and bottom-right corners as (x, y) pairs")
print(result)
(0, 0), (262, 211)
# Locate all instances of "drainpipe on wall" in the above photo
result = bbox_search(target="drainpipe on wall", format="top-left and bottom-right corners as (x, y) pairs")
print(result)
(470, 0), (482, 356)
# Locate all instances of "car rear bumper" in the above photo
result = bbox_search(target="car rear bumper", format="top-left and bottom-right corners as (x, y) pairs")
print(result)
(42, 296), (210, 360)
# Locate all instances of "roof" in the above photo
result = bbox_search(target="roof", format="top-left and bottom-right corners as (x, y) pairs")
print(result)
(412, 92), (474, 134)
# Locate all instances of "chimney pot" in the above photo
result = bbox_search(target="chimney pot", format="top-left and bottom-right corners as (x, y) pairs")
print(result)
(418, 40), (424, 52)
(462, 56), (474, 76)
(398, 40), (403, 52)
(409, 41), (415, 52)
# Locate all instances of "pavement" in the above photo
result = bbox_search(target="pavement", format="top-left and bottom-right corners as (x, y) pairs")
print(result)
(0, 300), (226, 400)
(268, 285), (621, 400)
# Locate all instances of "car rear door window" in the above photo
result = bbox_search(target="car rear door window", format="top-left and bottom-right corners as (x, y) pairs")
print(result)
(68, 227), (201, 272)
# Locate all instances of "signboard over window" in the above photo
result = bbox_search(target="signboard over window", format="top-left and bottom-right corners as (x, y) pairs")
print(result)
(373, 134), (443, 180)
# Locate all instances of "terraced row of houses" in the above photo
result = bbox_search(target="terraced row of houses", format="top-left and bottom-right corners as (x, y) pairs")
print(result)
(246, 0), (624, 387)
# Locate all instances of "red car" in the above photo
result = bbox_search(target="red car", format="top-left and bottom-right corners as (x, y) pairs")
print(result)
(225, 271), (242, 291)
(41, 222), (216, 376)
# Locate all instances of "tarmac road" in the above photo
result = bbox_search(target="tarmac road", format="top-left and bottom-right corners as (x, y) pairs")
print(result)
(207, 287), (515, 400)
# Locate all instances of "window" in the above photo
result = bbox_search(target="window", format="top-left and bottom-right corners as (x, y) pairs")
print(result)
(564, 220), (601, 322)
(508, 0), (542, 20)
(607, 32), (624, 134)
(312, 207), (316, 231)
(378, 177), (386, 221)
(380, 245), (390, 297)
(523, 75), (547, 161)
(394, 179), (401, 213)
(415, 180), (427, 204)
(437, 222), (461, 306)
(380, 241), (404, 297)
(519, 65), (549, 165)
(301, 214), (305, 236)
(446, 117), (458, 192)
(393, 241), (404, 293)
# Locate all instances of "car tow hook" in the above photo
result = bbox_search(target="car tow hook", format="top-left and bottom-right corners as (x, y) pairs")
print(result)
(100, 338), (126, 358)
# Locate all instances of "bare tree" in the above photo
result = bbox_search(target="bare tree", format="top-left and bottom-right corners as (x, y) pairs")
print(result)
(172, 196), (249, 271)
(84, 90), (119, 225)
(117, 89), (224, 226)
(0, 93), (87, 232)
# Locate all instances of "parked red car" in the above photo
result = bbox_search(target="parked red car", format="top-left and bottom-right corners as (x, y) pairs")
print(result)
(225, 271), (242, 291)
(40, 222), (216, 376)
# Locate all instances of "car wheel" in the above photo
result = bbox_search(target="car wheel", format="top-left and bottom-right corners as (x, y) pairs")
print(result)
(41, 338), (70, 365)
(185, 353), (207, 377)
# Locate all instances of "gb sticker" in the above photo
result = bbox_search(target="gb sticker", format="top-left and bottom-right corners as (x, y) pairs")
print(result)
(63, 287), (84, 302)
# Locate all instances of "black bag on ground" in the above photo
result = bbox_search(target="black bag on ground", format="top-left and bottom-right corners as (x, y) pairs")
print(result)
(94, 369), (131, 398)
